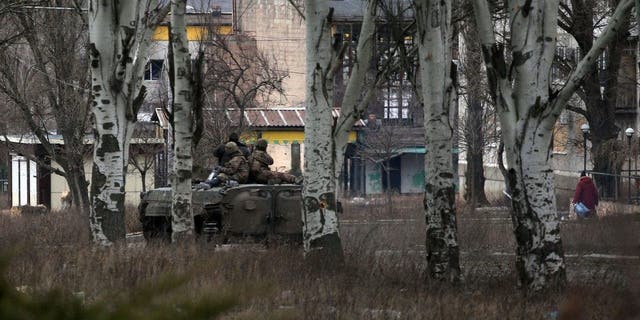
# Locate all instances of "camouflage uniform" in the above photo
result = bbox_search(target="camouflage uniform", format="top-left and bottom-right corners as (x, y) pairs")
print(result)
(249, 139), (298, 184)
(214, 133), (251, 166)
(218, 142), (249, 183)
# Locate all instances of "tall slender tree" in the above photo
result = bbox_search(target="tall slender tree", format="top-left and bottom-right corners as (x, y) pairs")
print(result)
(414, 0), (460, 282)
(170, 0), (195, 242)
(302, 0), (380, 259)
(88, 0), (169, 244)
(472, 0), (633, 291)
(303, 0), (343, 260)
(461, 18), (492, 207)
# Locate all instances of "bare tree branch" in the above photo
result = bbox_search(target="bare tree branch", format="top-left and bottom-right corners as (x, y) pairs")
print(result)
(287, 0), (305, 20)
(551, 0), (634, 114)
(566, 104), (588, 117)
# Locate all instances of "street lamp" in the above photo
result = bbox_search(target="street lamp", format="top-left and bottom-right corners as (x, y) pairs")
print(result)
(580, 123), (590, 173)
(625, 127), (634, 203)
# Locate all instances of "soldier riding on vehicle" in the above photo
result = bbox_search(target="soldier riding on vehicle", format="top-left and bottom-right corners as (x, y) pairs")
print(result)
(140, 138), (303, 243)
(199, 142), (249, 189)
(214, 132), (251, 166)
(249, 139), (302, 185)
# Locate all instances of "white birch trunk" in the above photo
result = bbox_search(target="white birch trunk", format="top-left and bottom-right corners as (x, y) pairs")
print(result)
(472, 0), (633, 291)
(88, 0), (168, 244)
(303, 0), (343, 260)
(301, 0), (381, 259)
(170, 0), (195, 242)
(333, 0), (378, 182)
(414, 0), (460, 282)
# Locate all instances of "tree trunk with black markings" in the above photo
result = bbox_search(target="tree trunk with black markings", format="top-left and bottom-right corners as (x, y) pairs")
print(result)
(414, 0), (461, 282)
(88, 0), (169, 244)
(170, 0), (195, 242)
(301, 0), (379, 261)
(302, 0), (343, 261)
(472, 0), (633, 291)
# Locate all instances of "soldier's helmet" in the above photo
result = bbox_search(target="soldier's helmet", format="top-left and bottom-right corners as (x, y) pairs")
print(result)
(225, 141), (239, 154)
(255, 139), (268, 151)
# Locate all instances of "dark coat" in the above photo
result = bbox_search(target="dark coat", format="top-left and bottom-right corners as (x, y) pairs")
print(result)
(248, 150), (295, 184)
(573, 176), (599, 209)
(219, 151), (249, 183)
(214, 140), (251, 165)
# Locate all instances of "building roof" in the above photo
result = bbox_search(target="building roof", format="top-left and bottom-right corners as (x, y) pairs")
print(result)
(149, 106), (366, 129)
(184, 0), (411, 18)
(187, 0), (232, 13)
(223, 107), (366, 128)
(331, 0), (413, 21)
(0, 133), (164, 145)
(152, 108), (171, 129)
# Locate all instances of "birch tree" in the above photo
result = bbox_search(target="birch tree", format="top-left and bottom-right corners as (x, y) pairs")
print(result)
(303, 0), (379, 259)
(170, 0), (194, 242)
(88, 1), (169, 244)
(472, 0), (633, 291)
(413, 0), (460, 282)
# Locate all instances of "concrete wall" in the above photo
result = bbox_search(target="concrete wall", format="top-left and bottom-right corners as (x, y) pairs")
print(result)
(456, 164), (508, 197)
(356, 154), (581, 200)
(236, 0), (306, 105)
(259, 130), (356, 172)
(365, 161), (383, 194)
(143, 40), (206, 107)
(266, 143), (305, 173)
(400, 154), (424, 194)
(457, 162), (579, 208)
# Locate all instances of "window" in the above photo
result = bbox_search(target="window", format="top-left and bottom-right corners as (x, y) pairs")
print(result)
(335, 23), (359, 81)
(377, 27), (414, 120)
(144, 59), (164, 80)
(382, 74), (411, 119)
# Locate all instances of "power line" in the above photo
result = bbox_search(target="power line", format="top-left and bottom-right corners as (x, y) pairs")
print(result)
(8, 51), (89, 93)
(21, 6), (85, 11)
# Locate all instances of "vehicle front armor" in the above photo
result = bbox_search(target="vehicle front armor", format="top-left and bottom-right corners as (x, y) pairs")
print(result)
(138, 184), (303, 245)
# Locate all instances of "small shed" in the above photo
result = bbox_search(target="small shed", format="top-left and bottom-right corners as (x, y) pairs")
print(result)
(1, 132), (164, 210)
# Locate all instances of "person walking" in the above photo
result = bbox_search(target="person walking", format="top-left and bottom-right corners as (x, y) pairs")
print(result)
(572, 171), (599, 218)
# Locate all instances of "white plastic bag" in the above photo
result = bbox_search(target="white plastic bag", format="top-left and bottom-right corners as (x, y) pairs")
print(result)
(574, 202), (590, 217)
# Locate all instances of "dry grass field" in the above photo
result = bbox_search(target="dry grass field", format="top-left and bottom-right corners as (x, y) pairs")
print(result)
(0, 196), (638, 319)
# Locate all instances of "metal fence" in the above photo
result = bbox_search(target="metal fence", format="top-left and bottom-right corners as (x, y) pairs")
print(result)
(586, 171), (640, 204)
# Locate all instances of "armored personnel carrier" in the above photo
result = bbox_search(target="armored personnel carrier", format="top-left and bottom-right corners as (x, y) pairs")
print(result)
(138, 184), (303, 244)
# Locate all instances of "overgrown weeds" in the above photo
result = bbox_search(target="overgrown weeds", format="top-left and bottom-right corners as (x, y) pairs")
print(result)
(0, 197), (638, 319)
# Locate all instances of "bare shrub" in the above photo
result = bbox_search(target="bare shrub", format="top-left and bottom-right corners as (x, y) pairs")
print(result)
(125, 205), (142, 233)
(0, 193), (10, 210)
(0, 209), (89, 249)
(0, 195), (637, 319)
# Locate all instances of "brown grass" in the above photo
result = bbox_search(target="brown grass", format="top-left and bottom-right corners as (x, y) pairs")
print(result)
(1, 197), (638, 319)
(125, 204), (143, 233)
